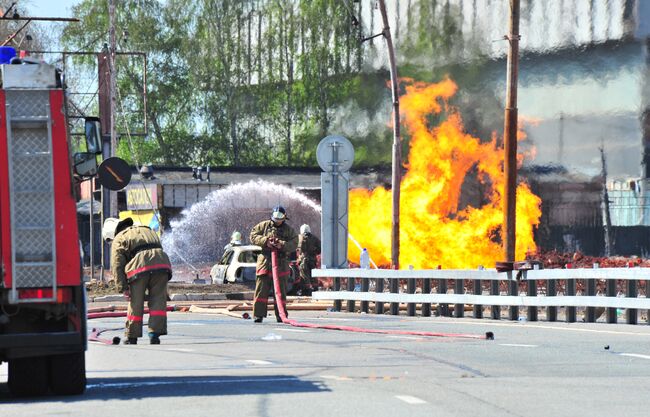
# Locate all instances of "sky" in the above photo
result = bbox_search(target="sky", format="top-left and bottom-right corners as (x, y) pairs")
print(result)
(23, 0), (78, 18)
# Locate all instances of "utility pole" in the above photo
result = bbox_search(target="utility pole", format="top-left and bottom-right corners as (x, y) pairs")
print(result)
(378, 0), (401, 316)
(599, 146), (613, 257)
(378, 0), (401, 271)
(108, 0), (118, 217)
(503, 0), (520, 263)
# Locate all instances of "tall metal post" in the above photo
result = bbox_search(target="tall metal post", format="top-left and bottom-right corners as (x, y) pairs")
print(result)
(108, 0), (118, 217)
(503, 0), (520, 263)
(378, 0), (402, 316)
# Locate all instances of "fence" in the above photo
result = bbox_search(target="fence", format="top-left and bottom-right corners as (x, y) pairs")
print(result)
(310, 267), (650, 325)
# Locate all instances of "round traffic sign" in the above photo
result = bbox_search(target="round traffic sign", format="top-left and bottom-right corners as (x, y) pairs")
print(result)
(97, 157), (132, 191)
(316, 135), (354, 172)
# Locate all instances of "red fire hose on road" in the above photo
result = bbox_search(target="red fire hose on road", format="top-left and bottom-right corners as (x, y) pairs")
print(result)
(270, 251), (493, 340)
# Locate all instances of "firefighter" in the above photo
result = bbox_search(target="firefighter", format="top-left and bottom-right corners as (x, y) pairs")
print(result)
(224, 230), (243, 251)
(249, 206), (298, 323)
(297, 224), (321, 293)
(103, 217), (172, 345)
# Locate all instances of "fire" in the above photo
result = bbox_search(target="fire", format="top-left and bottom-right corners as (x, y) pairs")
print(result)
(349, 78), (541, 269)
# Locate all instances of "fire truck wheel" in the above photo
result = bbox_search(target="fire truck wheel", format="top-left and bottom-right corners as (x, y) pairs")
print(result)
(49, 352), (86, 395)
(8, 356), (49, 397)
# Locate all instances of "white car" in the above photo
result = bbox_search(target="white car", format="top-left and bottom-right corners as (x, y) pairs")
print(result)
(210, 245), (261, 285)
(209, 244), (300, 293)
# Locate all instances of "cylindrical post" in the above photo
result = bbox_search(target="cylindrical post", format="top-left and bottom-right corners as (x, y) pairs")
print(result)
(566, 278), (576, 323)
(374, 278), (384, 314)
(527, 277), (537, 321)
(627, 278), (637, 325)
(547, 278), (557, 321)
(503, 0), (520, 263)
(454, 278), (464, 318)
(89, 180), (94, 281)
(333, 277), (341, 312)
(378, 0), (401, 271)
(509, 276), (518, 321)
(606, 277), (617, 323)
(491, 279), (500, 320)
(422, 278), (431, 317)
(346, 277), (355, 313)
(473, 277), (483, 319)
(360, 278), (369, 313)
(390, 278), (399, 315)
(586, 278), (596, 322)
(407, 278), (415, 316)
(438, 277), (449, 317)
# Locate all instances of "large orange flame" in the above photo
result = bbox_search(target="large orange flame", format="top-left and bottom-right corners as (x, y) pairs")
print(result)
(349, 78), (541, 269)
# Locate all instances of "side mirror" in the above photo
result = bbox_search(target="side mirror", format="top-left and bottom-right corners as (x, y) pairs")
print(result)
(73, 152), (98, 177)
(84, 117), (102, 154)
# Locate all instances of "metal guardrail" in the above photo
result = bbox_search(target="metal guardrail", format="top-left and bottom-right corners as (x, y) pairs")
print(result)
(311, 267), (650, 325)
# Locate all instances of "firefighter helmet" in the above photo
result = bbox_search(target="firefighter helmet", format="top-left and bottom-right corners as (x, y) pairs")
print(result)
(102, 217), (134, 241)
(300, 224), (310, 234)
(271, 205), (287, 221)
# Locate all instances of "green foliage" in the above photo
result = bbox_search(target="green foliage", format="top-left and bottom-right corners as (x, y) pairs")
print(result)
(60, 0), (485, 169)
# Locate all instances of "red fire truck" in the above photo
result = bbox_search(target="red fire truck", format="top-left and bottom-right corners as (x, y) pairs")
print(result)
(0, 49), (101, 396)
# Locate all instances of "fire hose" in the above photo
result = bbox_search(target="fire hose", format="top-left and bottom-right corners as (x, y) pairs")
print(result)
(270, 250), (493, 340)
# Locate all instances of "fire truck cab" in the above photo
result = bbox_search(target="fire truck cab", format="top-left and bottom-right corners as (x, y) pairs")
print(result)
(0, 49), (95, 396)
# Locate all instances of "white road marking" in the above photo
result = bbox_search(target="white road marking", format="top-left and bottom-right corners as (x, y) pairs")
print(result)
(499, 343), (538, 348)
(246, 359), (273, 365)
(274, 327), (311, 333)
(395, 395), (427, 404)
(619, 353), (650, 360)
(320, 374), (352, 381)
(165, 348), (196, 353)
(387, 335), (421, 340)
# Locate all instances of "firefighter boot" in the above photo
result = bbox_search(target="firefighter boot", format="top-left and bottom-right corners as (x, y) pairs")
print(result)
(149, 332), (161, 344)
(254, 316), (263, 323)
(123, 337), (137, 345)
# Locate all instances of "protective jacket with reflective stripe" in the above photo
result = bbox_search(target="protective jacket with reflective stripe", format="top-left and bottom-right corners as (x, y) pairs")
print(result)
(249, 220), (298, 276)
(111, 225), (172, 291)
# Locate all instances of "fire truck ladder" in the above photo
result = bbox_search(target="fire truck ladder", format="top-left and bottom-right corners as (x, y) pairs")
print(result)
(5, 90), (57, 303)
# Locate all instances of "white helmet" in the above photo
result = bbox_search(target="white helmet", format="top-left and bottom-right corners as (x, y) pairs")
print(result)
(102, 217), (133, 241)
(231, 231), (242, 244)
(102, 218), (120, 241)
(300, 224), (310, 234)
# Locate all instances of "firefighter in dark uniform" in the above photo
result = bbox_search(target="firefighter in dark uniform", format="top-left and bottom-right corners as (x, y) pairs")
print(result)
(297, 224), (321, 293)
(103, 217), (172, 344)
(249, 206), (298, 323)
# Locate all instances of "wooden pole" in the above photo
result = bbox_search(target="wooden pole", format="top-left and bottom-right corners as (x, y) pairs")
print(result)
(378, 0), (401, 271)
(503, 0), (520, 263)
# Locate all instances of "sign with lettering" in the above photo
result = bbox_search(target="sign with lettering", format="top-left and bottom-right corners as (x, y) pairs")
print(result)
(126, 184), (159, 210)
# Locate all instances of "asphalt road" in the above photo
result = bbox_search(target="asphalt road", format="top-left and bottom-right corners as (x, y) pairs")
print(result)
(2, 310), (650, 416)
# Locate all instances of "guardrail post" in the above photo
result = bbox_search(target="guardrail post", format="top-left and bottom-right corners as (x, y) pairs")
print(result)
(527, 276), (537, 321)
(566, 277), (576, 323)
(547, 278), (557, 321)
(454, 278), (464, 318)
(407, 278), (416, 316)
(606, 276), (617, 324)
(347, 277), (356, 313)
(360, 277), (369, 313)
(438, 276), (449, 317)
(490, 279), (500, 320)
(586, 264), (597, 322)
(422, 278), (431, 317)
(473, 268), (483, 319)
(509, 273), (518, 321)
(390, 277), (399, 315)
(374, 277), (384, 314)
(627, 277), (638, 325)
(333, 277), (341, 312)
